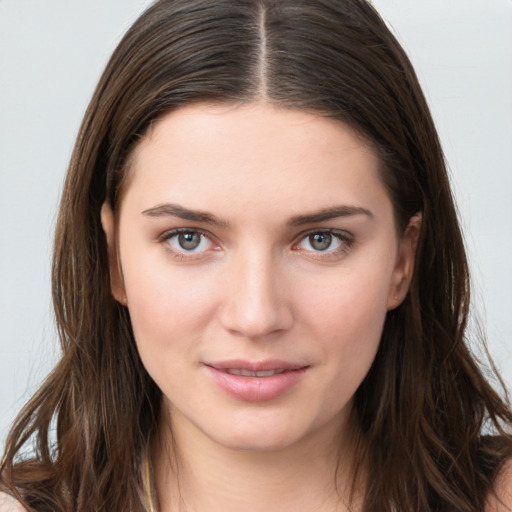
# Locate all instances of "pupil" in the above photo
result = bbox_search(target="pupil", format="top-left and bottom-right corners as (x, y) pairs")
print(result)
(178, 232), (200, 250)
(310, 233), (332, 251)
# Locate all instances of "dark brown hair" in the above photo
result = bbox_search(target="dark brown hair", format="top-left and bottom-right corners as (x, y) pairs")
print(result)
(2, 1), (511, 510)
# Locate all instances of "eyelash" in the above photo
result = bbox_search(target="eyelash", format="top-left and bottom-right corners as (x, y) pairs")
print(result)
(292, 229), (354, 260)
(158, 228), (354, 261)
(159, 228), (217, 261)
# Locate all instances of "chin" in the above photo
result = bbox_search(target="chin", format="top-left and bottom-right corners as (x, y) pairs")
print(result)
(211, 428), (303, 453)
(202, 410), (334, 454)
(188, 408), (306, 452)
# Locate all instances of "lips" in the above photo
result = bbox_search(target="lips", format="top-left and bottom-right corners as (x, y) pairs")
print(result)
(206, 359), (306, 372)
(204, 360), (308, 401)
(223, 368), (286, 377)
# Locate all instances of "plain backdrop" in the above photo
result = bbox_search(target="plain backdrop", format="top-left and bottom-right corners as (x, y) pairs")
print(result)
(1, 0), (511, 445)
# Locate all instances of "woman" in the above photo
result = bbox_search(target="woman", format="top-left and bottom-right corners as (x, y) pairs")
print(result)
(1, 0), (511, 510)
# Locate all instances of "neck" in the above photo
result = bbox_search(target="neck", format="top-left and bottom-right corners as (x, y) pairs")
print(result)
(152, 407), (364, 512)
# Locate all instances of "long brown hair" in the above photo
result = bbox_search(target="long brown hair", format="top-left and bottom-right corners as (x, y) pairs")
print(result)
(1, 1), (511, 510)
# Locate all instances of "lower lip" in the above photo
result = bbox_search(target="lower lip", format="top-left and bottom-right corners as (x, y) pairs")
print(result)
(205, 366), (307, 401)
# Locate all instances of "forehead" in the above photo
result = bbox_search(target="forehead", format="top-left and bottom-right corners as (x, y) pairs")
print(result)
(122, 102), (390, 220)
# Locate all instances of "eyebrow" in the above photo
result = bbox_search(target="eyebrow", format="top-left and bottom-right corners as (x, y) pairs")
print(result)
(141, 203), (373, 227)
(142, 203), (230, 227)
(287, 205), (373, 226)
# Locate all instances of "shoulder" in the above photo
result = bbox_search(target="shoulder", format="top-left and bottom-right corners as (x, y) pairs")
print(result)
(486, 456), (512, 512)
(0, 493), (26, 512)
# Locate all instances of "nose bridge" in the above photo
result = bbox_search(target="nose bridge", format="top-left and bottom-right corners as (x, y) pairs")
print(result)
(220, 243), (292, 338)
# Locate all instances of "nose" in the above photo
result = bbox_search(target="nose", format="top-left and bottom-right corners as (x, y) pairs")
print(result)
(219, 248), (293, 339)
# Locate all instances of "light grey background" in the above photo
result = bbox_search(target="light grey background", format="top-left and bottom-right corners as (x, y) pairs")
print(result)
(1, 0), (511, 445)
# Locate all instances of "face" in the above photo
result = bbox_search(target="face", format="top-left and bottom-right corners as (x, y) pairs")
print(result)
(102, 102), (418, 453)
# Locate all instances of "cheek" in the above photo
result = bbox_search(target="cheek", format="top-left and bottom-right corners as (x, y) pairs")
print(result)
(309, 296), (385, 421)
(121, 256), (220, 359)
(301, 264), (392, 342)
(317, 285), (387, 377)
(122, 265), (222, 402)
(297, 262), (393, 388)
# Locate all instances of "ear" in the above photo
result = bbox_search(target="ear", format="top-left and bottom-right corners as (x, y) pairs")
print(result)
(387, 213), (422, 310)
(101, 202), (127, 305)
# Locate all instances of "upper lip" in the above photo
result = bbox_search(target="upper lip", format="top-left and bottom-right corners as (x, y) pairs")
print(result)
(205, 360), (308, 372)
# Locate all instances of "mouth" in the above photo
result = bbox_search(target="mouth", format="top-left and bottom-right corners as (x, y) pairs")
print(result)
(222, 368), (287, 377)
(205, 359), (308, 375)
(204, 360), (308, 401)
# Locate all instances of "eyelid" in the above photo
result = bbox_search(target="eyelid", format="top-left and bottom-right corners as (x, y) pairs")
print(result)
(157, 227), (354, 261)
(292, 228), (354, 258)
(294, 227), (354, 244)
(158, 228), (220, 259)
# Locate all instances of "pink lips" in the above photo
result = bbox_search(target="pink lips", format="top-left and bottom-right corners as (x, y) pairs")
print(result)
(204, 360), (308, 401)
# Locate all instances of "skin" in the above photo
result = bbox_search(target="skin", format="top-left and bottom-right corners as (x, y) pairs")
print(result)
(486, 459), (512, 512)
(101, 102), (420, 511)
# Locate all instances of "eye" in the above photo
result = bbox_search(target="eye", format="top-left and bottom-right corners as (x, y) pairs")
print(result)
(295, 230), (353, 256)
(162, 229), (215, 255)
(302, 232), (337, 252)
